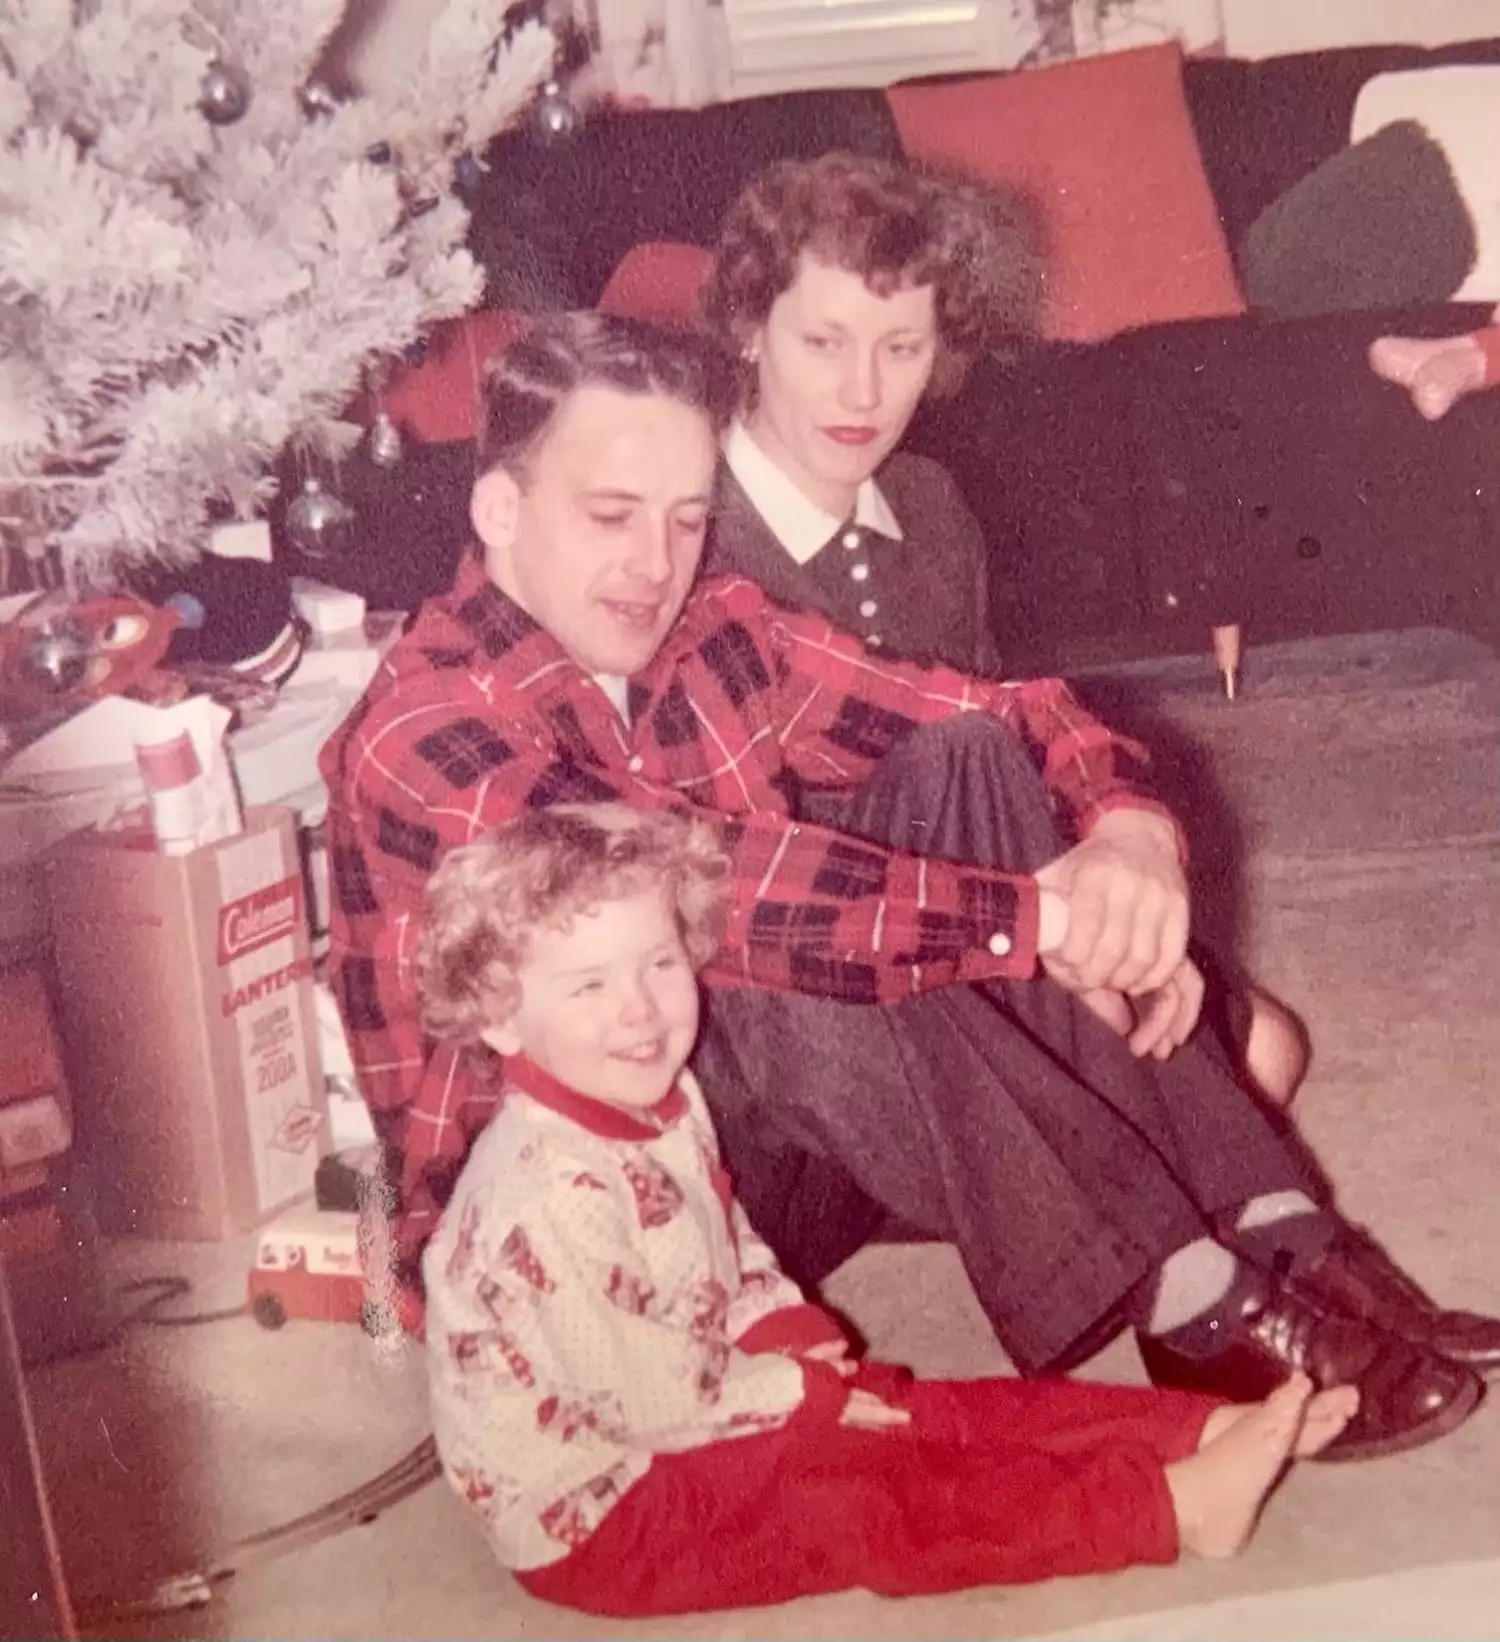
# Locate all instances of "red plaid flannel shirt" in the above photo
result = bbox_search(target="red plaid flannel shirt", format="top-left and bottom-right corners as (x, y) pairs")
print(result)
(319, 555), (1178, 1321)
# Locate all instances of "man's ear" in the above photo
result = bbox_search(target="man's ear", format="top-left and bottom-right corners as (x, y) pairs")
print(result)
(471, 465), (520, 554)
(479, 1020), (523, 1059)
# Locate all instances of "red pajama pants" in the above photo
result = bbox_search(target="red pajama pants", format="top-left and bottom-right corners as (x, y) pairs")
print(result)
(517, 1369), (1221, 1617)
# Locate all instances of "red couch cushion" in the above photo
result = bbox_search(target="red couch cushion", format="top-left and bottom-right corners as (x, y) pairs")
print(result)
(379, 310), (531, 444)
(598, 241), (713, 328)
(380, 246), (717, 448)
(886, 44), (1246, 341)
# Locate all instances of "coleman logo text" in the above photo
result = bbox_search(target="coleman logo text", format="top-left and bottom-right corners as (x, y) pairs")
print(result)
(217, 875), (304, 965)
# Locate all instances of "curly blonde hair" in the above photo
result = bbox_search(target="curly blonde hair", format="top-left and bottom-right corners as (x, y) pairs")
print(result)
(417, 804), (732, 1046)
(699, 151), (1042, 401)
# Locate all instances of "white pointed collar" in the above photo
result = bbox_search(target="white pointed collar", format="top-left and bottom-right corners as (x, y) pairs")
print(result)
(723, 420), (903, 567)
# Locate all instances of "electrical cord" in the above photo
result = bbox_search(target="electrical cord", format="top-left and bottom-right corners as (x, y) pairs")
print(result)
(114, 1274), (249, 1328)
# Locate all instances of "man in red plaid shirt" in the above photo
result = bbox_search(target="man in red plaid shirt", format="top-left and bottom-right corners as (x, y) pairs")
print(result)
(321, 313), (1495, 1458)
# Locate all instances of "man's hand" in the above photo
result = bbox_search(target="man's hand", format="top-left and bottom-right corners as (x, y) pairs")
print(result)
(1071, 959), (1206, 1062)
(1126, 959), (1206, 1059)
(1034, 809), (1188, 996)
(838, 1388), (911, 1428)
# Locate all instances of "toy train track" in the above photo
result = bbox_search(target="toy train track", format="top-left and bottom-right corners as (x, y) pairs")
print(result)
(75, 1435), (441, 1629)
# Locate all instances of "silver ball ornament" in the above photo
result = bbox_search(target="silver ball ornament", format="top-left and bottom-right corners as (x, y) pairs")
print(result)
(533, 79), (580, 142)
(285, 476), (354, 564)
(20, 615), (91, 694)
(199, 58), (251, 125)
(368, 412), (403, 469)
(300, 79), (342, 120)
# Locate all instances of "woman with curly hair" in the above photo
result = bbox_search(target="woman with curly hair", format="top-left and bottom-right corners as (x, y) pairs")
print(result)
(698, 150), (1037, 678)
(694, 151), (1308, 1118)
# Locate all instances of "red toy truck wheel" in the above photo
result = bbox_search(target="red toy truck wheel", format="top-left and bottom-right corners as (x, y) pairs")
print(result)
(252, 1292), (287, 1330)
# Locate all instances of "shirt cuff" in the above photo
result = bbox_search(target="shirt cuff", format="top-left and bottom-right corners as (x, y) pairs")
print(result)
(1477, 323), (1500, 385)
(737, 1304), (847, 1356)
(956, 871), (1040, 982)
(791, 1358), (850, 1429)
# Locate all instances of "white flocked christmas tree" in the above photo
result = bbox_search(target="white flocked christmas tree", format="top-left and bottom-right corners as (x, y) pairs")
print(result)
(0, 0), (556, 587)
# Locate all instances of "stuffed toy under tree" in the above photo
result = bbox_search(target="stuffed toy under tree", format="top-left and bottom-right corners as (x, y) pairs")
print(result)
(0, 0), (556, 598)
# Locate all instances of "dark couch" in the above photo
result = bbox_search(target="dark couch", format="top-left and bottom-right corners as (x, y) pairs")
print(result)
(302, 39), (1500, 671)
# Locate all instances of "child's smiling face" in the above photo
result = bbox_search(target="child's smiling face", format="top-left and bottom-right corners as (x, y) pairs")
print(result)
(482, 885), (700, 1111)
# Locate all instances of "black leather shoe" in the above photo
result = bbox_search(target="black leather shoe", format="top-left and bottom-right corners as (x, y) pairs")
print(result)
(1284, 1228), (1500, 1373)
(1139, 1271), (1484, 1463)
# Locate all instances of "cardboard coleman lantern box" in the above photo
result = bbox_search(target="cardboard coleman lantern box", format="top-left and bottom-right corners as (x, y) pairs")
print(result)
(46, 806), (327, 1241)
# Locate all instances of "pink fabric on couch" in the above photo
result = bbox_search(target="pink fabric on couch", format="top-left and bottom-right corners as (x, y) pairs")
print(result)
(887, 43), (1246, 342)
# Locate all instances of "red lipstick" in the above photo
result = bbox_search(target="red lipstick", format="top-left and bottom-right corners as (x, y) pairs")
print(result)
(821, 426), (878, 445)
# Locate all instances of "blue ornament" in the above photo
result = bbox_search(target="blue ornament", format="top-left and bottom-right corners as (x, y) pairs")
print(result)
(404, 336), (429, 367)
(454, 152), (483, 192)
(165, 592), (207, 630)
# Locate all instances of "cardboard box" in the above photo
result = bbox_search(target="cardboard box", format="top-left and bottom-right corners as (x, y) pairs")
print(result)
(46, 806), (326, 1241)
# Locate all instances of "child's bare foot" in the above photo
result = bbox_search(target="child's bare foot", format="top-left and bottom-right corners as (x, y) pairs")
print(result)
(1369, 333), (1445, 386)
(1369, 333), (1486, 420)
(1165, 1374), (1359, 1560)
(1198, 1377), (1360, 1459)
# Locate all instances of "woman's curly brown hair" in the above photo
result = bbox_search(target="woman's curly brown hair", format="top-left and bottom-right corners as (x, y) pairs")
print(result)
(417, 804), (732, 1047)
(700, 151), (1043, 400)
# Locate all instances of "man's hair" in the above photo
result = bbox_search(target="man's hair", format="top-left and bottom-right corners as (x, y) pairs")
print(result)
(477, 310), (734, 479)
(700, 151), (1042, 397)
(417, 803), (732, 1046)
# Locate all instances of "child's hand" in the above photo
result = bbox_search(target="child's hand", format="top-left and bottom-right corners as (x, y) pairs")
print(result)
(803, 1338), (857, 1376)
(839, 1389), (912, 1428)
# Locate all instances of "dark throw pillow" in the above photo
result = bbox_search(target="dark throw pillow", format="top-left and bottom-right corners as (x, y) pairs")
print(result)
(1238, 119), (1476, 319)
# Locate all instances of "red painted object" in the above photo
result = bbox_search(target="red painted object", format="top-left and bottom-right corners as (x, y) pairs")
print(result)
(246, 1203), (387, 1332)
(377, 310), (531, 444)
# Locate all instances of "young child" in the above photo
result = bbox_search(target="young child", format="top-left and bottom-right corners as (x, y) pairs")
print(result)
(416, 803), (1358, 1619)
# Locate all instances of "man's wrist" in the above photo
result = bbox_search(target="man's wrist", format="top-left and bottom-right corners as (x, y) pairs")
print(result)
(1086, 802), (1184, 860)
(1036, 886), (1068, 955)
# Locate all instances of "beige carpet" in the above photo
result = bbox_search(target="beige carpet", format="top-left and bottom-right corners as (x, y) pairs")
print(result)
(26, 627), (1500, 1641)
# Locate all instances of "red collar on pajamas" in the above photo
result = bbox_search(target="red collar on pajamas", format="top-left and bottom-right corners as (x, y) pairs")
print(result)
(503, 1055), (689, 1141)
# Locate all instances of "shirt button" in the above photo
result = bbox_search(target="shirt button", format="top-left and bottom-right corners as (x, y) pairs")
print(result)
(867, 633), (883, 649)
(850, 562), (870, 583)
(627, 755), (644, 774)
(858, 598), (877, 619)
(841, 529), (861, 551)
(987, 931), (1012, 958)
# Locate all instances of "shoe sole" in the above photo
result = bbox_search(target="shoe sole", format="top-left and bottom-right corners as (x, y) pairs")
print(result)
(1313, 1370), (1485, 1464)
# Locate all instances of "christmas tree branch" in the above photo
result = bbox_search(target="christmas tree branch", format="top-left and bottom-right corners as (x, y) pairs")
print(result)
(0, 0), (554, 583)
